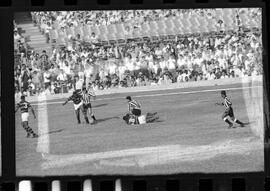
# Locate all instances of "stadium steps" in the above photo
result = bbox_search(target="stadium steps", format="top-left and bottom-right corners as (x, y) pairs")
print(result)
(14, 12), (53, 55)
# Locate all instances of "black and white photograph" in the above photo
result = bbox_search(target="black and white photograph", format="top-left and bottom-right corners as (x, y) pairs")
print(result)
(14, 8), (264, 176)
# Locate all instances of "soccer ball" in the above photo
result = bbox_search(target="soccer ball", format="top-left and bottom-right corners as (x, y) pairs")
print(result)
(89, 118), (94, 124)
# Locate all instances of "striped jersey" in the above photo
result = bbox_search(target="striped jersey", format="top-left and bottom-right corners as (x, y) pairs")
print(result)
(223, 97), (232, 109)
(68, 91), (82, 104)
(128, 99), (141, 112)
(16, 101), (32, 113)
(81, 89), (95, 104)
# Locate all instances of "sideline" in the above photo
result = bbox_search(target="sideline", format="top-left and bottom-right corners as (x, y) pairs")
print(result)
(21, 76), (262, 103)
(31, 85), (262, 106)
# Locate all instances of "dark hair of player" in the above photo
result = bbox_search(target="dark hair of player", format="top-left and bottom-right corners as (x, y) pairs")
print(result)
(123, 113), (130, 124)
(126, 96), (131, 101)
(82, 87), (86, 91)
(21, 95), (25, 100)
(221, 90), (226, 96)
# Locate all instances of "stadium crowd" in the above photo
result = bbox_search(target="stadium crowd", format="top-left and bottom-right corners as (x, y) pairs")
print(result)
(14, 9), (263, 98)
(14, 20), (29, 56)
(31, 10), (213, 29)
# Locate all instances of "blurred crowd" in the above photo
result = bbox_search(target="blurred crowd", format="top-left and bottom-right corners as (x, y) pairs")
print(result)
(31, 10), (210, 29)
(30, 8), (261, 29)
(14, 9), (263, 98)
(14, 20), (29, 56)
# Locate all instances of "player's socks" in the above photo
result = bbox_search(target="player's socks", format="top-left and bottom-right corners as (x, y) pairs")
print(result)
(224, 119), (233, 128)
(234, 119), (244, 127)
(91, 114), (96, 121)
(85, 117), (89, 124)
(27, 127), (38, 137)
(32, 133), (38, 138)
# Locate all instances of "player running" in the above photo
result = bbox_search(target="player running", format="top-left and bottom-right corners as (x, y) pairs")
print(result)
(63, 89), (83, 124)
(15, 95), (38, 138)
(81, 86), (97, 124)
(215, 90), (245, 128)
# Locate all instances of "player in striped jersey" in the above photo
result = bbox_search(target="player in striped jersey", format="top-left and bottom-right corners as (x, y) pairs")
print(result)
(126, 96), (141, 117)
(63, 89), (83, 124)
(15, 95), (38, 138)
(216, 90), (245, 128)
(81, 86), (97, 124)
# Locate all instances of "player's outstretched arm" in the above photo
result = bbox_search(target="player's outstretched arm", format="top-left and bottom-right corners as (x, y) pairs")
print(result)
(31, 107), (36, 119)
(62, 100), (68, 106)
(215, 102), (222, 106)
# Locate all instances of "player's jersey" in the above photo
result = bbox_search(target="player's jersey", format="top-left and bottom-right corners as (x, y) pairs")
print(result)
(81, 89), (95, 104)
(68, 91), (83, 104)
(128, 100), (141, 112)
(223, 97), (232, 109)
(16, 101), (32, 113)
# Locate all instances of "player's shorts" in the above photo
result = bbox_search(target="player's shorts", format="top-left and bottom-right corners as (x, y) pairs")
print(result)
(138, 115), (146, 124)
(21, 112), (29, 122)
(82, 103), (92, 113)
(132, 109), (141, 116)
(222, 107), (234, 119)
(83, 103), (92, 109)
(74, 101), (83, 110)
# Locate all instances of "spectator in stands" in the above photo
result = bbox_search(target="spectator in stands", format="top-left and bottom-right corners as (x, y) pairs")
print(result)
(57, 69), (68, 93)
(44, 22), (52, 43)
(15, 9), (262, 98)
(43, 68), (51, 93)
(14, 30), (22, 42)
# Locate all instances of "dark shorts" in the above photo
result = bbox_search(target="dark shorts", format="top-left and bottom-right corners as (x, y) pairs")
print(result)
(222, 107), (234, 119)
(132, 109), (141, 116)
(82, 103), (92, 113)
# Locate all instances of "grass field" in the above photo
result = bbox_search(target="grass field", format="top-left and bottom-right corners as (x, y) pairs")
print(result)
(16, 83), (264, 176)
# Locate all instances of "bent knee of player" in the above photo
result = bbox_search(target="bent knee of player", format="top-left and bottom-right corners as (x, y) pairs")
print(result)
(222, 114), (226, 120)
(231, 116), (236, 121)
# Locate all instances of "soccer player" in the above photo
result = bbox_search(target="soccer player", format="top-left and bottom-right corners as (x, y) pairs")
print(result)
(81, 86), (97, 124)
(63, 89), (83, 124)
(15, 95), (38, 138)
(123, 112), (159, 125)
(126, 96), (141, 116)
(216, 90), (245, 128)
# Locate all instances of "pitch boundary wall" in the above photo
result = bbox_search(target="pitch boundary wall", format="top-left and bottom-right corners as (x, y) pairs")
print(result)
(23, 75), (262, 103)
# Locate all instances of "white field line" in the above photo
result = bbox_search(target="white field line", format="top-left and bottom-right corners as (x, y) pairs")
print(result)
(35, 94), (50, 154)
(41, 137), (263, 169)
(36, 84), (263, 166)
(241, 77), (264, 139)
(32, 85), (262, 106)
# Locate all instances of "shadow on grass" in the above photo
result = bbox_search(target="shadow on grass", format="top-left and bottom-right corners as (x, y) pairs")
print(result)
(93, 103), (108, 108)
(147, 119), (165, 124)
(95, 116), (120, 123)
(232, 121), (253, 129)
(39, 129), (64, 136)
